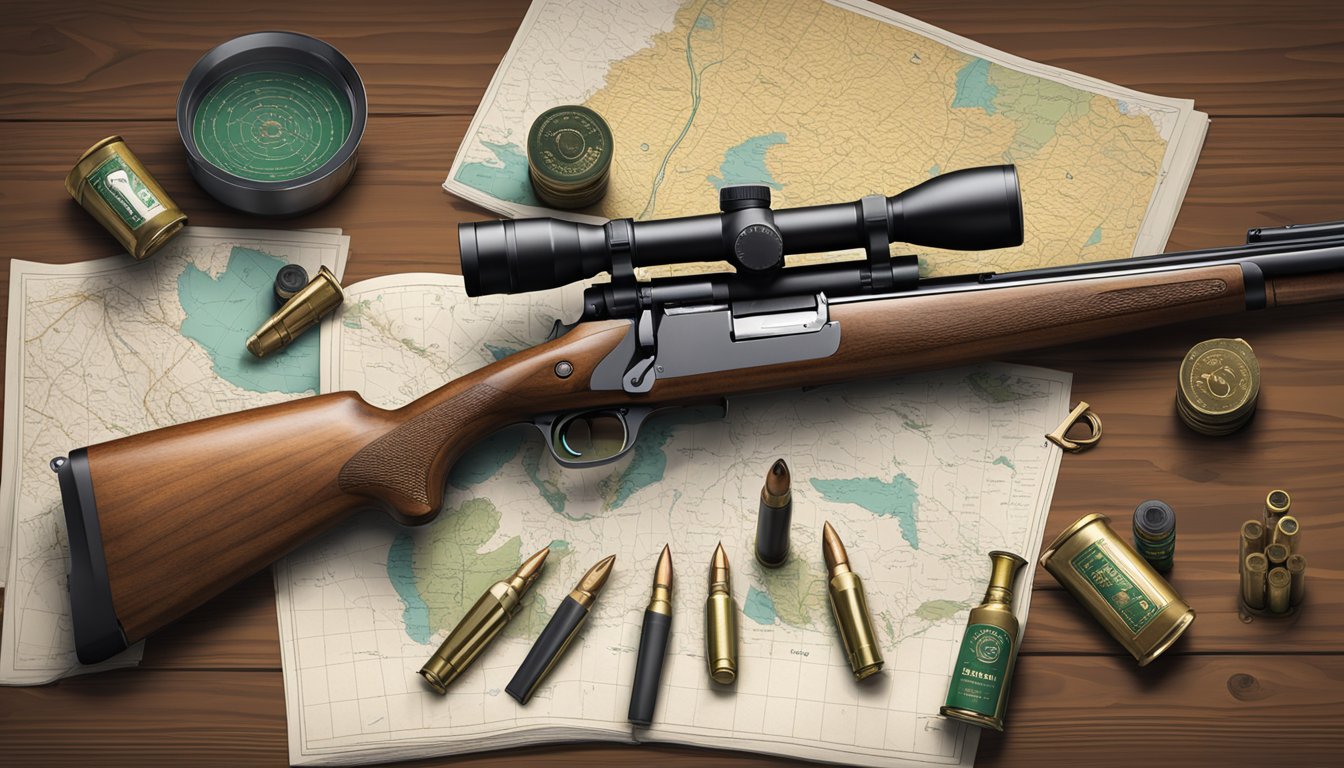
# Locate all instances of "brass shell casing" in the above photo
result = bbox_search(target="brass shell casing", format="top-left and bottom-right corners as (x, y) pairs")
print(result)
(705, 591), (738, 684)
(247, 265), (344, 357)
(1264, 489), (1291, 530)
(66, 136), (187, 260)
(1041, 514), (1194, 666)
(940, 551), (1027, 732)
(419, 579), (523, 693)
(1239, 520), (1266, 565)
(1242, 553), (1269, 610)
(828, 570), (884, 680)
(1265, 542), (1289, 569)
(1267, 567), (1292, 614)
(1287, 554), (1307, 607)
(1272, 516), (1299, 554)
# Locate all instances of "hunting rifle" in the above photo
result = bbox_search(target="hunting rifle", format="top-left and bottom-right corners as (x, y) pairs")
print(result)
(56, 165), (1344, 663)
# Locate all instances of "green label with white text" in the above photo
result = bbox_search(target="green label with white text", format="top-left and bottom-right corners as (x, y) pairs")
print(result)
(945, 623), (1012, 717)
(87, 155), (164, 229)
(1071, 540), (1160, 633)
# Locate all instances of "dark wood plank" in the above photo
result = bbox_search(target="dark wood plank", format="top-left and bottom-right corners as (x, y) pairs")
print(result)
(4, 656), (1342, 766)
(1, 0), (1342, 120)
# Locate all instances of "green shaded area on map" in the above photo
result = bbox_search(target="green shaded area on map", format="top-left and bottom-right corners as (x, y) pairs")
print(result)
(753, 554), (828, 628)
(599, 407), (722, 509)
(454, 141), (539, 206)
(522, 441), (573, 517)
(1085, 226), (1103, 247)
(448, 428), (526, 489)
(993, 456), (1016, 471)
(341, 299), (370, 329)
(707, 132), (787, 190)
(951, 58), (997, 114)
(812, 473), (921, 549)
(915, 599), (968, 621)
(385, 497), (569, 643)
(485, 343), (521, 361)
(178, 246), (320, 394)
(744, 586), (778, 625)
(966, 371), (1035, 403)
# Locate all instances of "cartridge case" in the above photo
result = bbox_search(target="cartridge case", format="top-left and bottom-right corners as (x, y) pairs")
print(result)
(420, 580), (519, 693)
(1265, 542), (1289, 569)
(1242, 553), (1268, 610)
(247, 265), (344, 357)
(1272, 516), (1299, 554)
(705, 590), (738, 684)
(828, 569), (884, 679)
(1264, 489), (1291, 530)
(1041, 514), (1194, 666)
(941, 551), (1027, 732)
(1267, 567), (1291, 614)
(1287, 554), (1307, 608)
(1239, 520), (1265, 565)
(66, 136), (186, 260)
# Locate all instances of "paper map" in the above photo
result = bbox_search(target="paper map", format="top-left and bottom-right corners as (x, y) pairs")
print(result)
(0, 227), (349, 684)
(276, 273), (1069, 765)
(445, 0), (1207, 277)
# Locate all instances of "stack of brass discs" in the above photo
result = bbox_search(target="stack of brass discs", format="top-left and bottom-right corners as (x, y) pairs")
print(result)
(527, 105), (613, 209)
(1176, 337), (1260, 435)
(1238, 489), (1306, 615)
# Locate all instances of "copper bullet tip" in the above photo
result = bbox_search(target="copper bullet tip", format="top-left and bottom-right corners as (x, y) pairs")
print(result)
(653, 544), (673, 591)
(822, 521), (850, 574)
(515, 546), (550, 589)
(709, 542), (731, 591)
(766, 458), (790, 494)
(577, 554), (617, 595)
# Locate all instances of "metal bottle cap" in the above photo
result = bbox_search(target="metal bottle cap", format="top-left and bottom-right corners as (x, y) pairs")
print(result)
(247, 265), (344, 357)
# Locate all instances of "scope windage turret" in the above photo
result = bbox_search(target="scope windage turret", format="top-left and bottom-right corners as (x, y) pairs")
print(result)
(458, 165), (1022, 296)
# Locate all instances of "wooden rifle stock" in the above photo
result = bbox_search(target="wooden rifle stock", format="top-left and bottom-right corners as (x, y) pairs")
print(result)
(59, 259), (1342, 662)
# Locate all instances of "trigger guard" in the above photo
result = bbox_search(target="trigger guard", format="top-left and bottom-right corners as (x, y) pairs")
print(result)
(533, 406), (662, 468)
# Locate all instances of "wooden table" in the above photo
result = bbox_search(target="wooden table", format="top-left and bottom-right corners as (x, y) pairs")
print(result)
(2, 1), (1342, 765)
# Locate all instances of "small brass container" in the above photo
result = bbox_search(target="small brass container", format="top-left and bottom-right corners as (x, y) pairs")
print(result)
(1041, 513), (1194, 666)
(1175, 338), (1259, 435)
(527, 105), (613, 209)
(1265, 542), (1289, 569)
(66, 136), (187, 260)
(941, 551), (1026, 732)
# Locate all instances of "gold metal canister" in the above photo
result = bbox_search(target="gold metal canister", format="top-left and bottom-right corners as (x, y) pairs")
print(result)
(1040, 513), (1195, 666)
(66, 136), (186, 260)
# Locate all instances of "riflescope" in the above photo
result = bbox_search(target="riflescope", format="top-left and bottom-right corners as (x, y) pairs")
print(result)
(459, 165), (1022, 298)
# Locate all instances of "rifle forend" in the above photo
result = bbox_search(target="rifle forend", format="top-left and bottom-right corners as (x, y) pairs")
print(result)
(55, 166), (1344, 664)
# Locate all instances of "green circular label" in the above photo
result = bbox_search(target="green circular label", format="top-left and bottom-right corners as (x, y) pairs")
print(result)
(527, 106), (612, 185)
(192, 69), (352, 182)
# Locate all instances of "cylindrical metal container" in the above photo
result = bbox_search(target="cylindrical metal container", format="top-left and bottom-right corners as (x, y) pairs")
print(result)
(177, 32), (367, 216)
(66, 136), (187, 260)
(1272, 516), (1299, 554)
(1132, 500), (1175, 572)
(1040, 513), (1194, 666)
(1267, 567), (1291, 614)
(941, 551), (1026, 732)
(1242, 552), (1268, 610)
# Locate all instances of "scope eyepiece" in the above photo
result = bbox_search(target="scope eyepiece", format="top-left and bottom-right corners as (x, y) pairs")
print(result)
(458, 164), (1022, 297)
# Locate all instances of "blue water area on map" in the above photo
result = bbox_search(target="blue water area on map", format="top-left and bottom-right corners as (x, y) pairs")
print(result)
(811, 474), (921, 549)
(744, 586), (779, 625)
(449, 427), (526, 489)
(387, 531), (432, 644)
(695, 13), (715, 29)
(929, 164), (941, 176)
(455, 141), (540, 206)
(707, 132), (787, 191)
(484, 343), (521, 361)
(1085, 226), (1103, 247)
(178, 247), (320, 394)
(952, 58), (998, 115)
(604, 407), (722, 509)
(993, 455), (1016, 471)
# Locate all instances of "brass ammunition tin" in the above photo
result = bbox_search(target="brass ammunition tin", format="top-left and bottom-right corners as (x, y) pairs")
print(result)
(1264, 489), (1291, 529)
(941, 551), (1027, 732)
(247, 265), (344, 357)
(527, 105), (613, 210)
(1272, 516), (1299, 553)
(1175, 338), (1259, 435)
(1040, 513), (1194, 666)
(1287, 554), (1307, 607)
(66, 136), (187, 260)
(1242, 553), (1268, 611)
(1266, 567), (1291, 614)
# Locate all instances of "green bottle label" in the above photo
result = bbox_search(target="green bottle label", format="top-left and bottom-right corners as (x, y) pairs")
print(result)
(945, 623), (1012, 716)
(1070, 540), (1160, 633)
(87, 155), (164, 229)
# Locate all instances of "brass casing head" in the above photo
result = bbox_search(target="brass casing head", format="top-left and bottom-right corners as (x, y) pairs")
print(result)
(1272, 516), (1299, 554)
(1264, 542), (1289, 568)
(1239, 519), (1266, 564)
(418, 547), (548, 693)
(823, 522), (884, 680)
(705, 543), (738, 684)
(1267, 567), (1292, 614)
(1264, 489), (1291, 528)
(1242, 552), (1269, 610)
(247, 265), (344, 357)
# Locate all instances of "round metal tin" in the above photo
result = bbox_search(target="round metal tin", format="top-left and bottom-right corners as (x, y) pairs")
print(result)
(1175, 337), (1260, 435)
(177, 31), (367, 216)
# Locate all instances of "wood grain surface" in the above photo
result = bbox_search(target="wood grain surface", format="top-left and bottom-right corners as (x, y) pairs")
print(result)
(1, 0), (1343, 766)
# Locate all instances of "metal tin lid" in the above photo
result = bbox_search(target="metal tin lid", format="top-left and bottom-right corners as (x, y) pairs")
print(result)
(1176, 338), (1260, 435)
(1039, 512), (1109, 566)
(527, 105), (613, 187)
(64, 136), (124, 198)
(1133, 500), (1175, 538)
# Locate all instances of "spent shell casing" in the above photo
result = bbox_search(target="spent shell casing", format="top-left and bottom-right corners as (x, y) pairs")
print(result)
(1265, 542), (1289, 569)
(1242, 553), (1268, 610)
(1264, 489), (1291, 530)
(1287, 554), (1307, 607)
(1266, 567), (1292, 614)
(1239, 520), (1266, 565)
(1272, 515), (1299, 554)
(247, 265), (344, 357)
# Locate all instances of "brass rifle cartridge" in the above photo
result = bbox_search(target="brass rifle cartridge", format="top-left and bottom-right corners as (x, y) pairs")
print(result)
(1239, 520), (1265, 565)
(704, 543), (738, 684)
(1272, 516), (1299, 553)
(1265, 542), (1289, 569)
(247, 265), (344, 357)
(823, 522), (884, 680)
(941, 551), (1026, 732)
(1267, 567), (1292, 614)
(1264, 489), (1291, 530)
(419, 547), (548, 693)
(1242, 553), (1268, 610)
(1041, 513), (1194, 666)
(1287, 554), (1307, 607)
